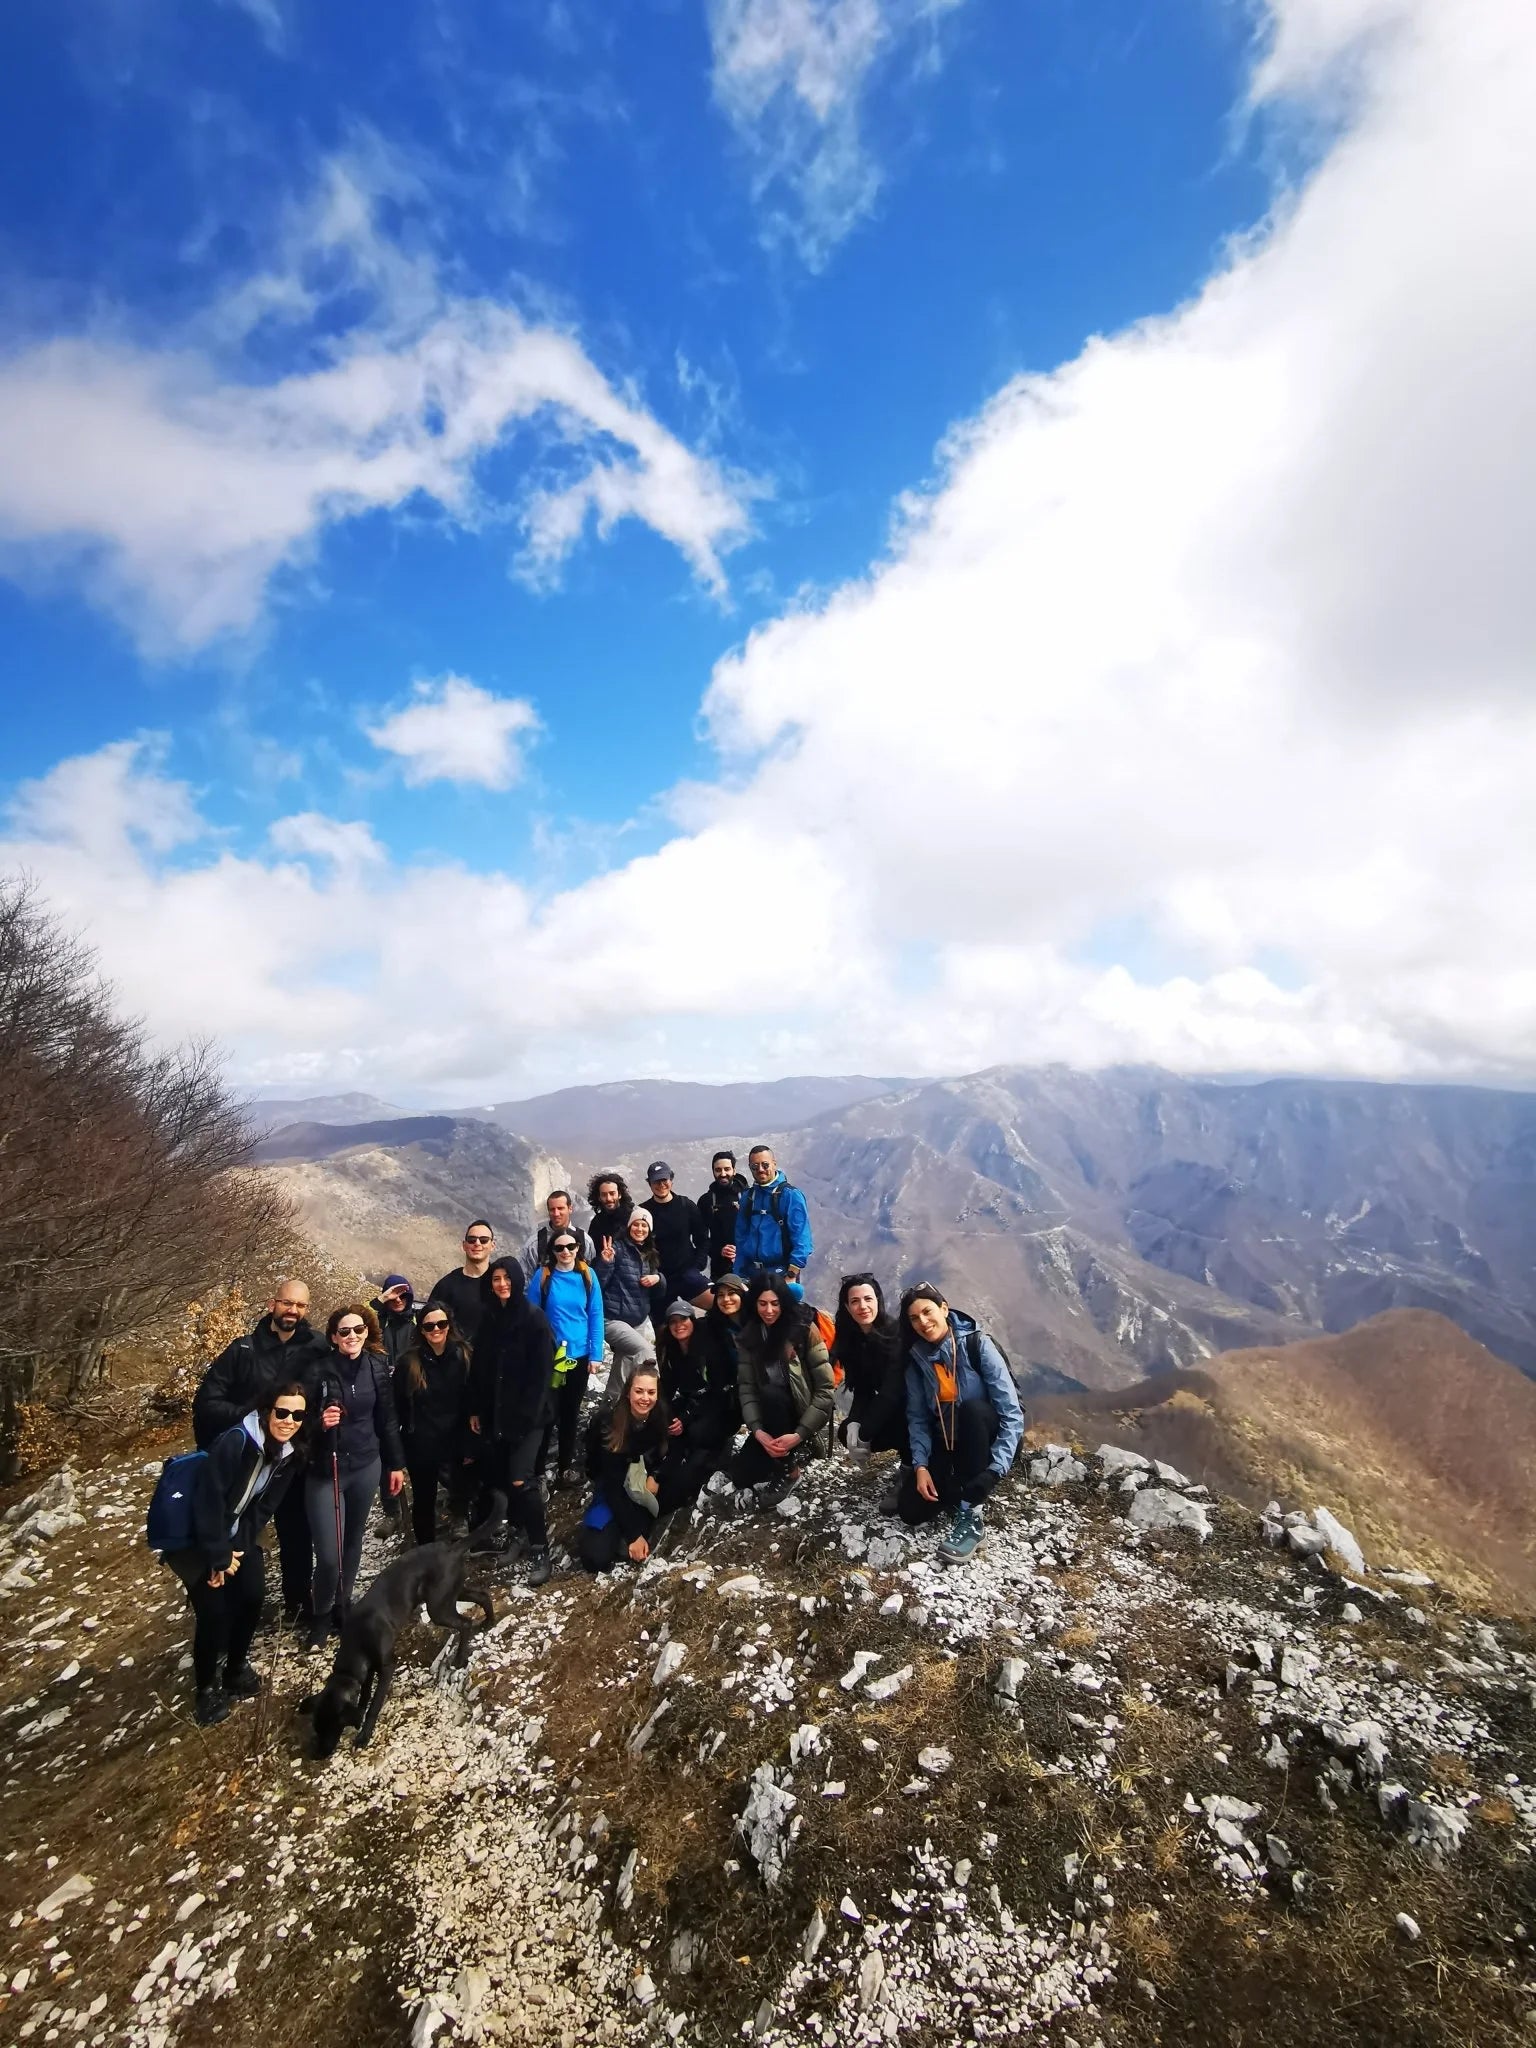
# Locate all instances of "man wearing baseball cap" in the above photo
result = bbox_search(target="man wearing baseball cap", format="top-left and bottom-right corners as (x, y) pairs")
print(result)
(641, 1162), (712, 1323)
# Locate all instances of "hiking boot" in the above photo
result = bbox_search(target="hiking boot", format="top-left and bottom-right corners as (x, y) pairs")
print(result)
(878, 1470), (908, 1518)
(305, 1617), (335, 1654)
(223, 1663), (262, 1699)
(758, 1464), (803, 1511)
(195, 1687), (230, 1727)
(938, 1502), (985, 1564)
(525, 1546), (553, 1589)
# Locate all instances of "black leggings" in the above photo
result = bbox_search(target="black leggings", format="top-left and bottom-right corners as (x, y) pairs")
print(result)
(184, 1547), (266, 1689)
(504, 1426), (549, 1549)
(897, 1397), (999, 1522)
(540, 1366), (588, 1475)
(404, 1451), (443, 1545)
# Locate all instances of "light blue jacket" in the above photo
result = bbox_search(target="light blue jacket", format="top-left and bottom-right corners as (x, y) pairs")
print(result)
(534, 1265), (606, 1363)
(734, 1172), (813, 1275)
(904, 1309), (1023, 1479)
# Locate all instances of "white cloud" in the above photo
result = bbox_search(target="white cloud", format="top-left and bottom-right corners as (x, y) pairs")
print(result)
(707, 0), (963, 268)
(365, 677), (541, 790)
(0, 151), (755, 652)
(3, 0), (1533, 1093)
(268, 814), (386, 866)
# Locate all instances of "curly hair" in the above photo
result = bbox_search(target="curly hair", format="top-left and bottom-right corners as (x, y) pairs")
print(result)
(587, 1170), (632, 1210)
(325, 1302), (385, 1353)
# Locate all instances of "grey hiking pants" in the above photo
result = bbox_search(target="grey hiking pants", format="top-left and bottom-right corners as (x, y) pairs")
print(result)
(307, 1457), (379, 1620)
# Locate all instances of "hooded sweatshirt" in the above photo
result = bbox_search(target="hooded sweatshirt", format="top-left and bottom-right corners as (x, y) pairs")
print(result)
(188, 1411), (300, 1575)
(469, 1258), (557, 1441)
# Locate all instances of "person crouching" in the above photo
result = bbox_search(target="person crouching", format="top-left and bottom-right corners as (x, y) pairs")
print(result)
(729, 1275), (834, 1510)
(577, 1365), (670, 1572)
(897, 1283), (1022, 1563)
(163, 1381), (308, 1725)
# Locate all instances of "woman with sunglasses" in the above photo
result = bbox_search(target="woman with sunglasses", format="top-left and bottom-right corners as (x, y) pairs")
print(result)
(303, 1304), (406, 1647)
(394, 1303), (471, 1545)
(533, 1231), (607, 1489)
(163, 1379), (309, 1725)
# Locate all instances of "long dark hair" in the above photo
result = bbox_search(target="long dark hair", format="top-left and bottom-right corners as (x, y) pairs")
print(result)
(834, 1273), (898, 1355)
(403, 1303), (462, 1393)
(897, 1281), (950, 1337)
(605, 1365), (669, 1454)
(746, 1274), (809, 1360)
(261, 1379), (310, 1461)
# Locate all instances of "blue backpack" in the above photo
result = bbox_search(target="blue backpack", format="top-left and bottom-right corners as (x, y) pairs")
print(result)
(145, 1449), (207, 1553)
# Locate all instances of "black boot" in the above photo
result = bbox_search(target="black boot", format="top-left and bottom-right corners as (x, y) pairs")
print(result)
(195, 1686), (230, 1727)
(526, 1546), (552, 1588)
(223, 1663), (261, 1699)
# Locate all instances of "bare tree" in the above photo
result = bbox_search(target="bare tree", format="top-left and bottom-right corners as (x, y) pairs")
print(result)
(0, 877), (295, 1475)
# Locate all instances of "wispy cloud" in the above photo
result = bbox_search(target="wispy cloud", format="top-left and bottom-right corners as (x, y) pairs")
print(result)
(0, 142), (756, 653)
(707, 0), (965, 268)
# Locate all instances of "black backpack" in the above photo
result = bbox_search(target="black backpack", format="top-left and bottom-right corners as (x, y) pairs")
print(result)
(962, 1325), (1027, 1405)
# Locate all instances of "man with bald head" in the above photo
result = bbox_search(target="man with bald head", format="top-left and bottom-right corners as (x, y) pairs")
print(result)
(193, 1278), (329, 1621)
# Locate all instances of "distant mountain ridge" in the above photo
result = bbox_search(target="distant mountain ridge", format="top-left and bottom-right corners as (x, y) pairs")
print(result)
(450, 1075), (908, 1152)
(249, 1066), (1536, 1386)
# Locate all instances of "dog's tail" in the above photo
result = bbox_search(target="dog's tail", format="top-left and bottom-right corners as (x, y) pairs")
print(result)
(463, 1490), (510, 1555)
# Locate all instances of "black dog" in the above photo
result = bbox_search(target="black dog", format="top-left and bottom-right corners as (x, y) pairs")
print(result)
(299, 1534), (496, 1758)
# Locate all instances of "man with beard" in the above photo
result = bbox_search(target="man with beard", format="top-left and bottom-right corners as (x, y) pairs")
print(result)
(696, 1150), (749, 1280)
(192, 1278), (327, 1619)
(734, 1145), (814, 1288)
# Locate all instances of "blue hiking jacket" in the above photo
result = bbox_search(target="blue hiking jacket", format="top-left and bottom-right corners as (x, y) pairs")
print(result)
(734, 1173), (813, 1275)
(904, 1309), (1023, 1479)
(535, 1265), (606, 1362)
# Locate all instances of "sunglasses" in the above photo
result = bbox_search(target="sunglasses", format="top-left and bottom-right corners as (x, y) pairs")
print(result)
(552, 1241), (578, 1255)
(336, 1323), (367, 1337)
(272, 1404), (307, 1420)
(465, 1234), (493, 1246)
(420, 1317), (449, 1332)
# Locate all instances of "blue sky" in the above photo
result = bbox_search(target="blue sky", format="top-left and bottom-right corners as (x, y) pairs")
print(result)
(0, 0), (1531, 1099)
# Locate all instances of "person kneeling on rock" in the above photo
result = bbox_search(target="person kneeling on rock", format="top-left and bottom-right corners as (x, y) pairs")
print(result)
(577, 1364), (671, 1572)
(897, 1283), (1022, 1564)
(729, 1275), (835, 1510)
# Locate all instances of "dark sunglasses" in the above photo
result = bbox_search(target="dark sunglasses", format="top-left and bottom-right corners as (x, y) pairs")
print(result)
(336, 1322), (367, 1337)
(420, 1317), (450, 1332)
(551, 1239), (579, 1253)
(464, 1233), (493, 1245)
(272, 1403), (307, 1420)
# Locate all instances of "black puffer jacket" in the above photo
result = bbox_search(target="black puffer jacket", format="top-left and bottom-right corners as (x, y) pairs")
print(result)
(176, 1414), (303, 1578)
(468, 1260), (556, 1442)
(192, 1316), (327, 1449)
(303, 1347), (405, 1474)
(370, 1298), (418, 1374)
(393, 1340), (471, 1464)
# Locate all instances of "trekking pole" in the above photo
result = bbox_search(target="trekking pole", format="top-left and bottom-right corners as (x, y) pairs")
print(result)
(324, 1374), (346, 1628)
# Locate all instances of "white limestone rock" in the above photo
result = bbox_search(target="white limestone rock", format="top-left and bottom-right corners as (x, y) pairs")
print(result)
(1127, 1486), (1211, 1543)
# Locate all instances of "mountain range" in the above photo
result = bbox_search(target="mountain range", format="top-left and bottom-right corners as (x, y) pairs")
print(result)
(247, 1065), (1536, 1390)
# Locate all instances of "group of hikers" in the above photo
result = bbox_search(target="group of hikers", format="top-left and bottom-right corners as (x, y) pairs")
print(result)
(166, 1146), (1023, 1726)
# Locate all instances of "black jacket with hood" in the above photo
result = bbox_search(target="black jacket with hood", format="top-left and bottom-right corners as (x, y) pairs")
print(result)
(170, 1412), (303, 1581)
(192, 1314), (327, 1449)
(468, 1258), (557, 1443)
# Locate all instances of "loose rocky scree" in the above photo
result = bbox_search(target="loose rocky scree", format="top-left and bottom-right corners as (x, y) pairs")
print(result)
(1, 1436), (1535, 2046)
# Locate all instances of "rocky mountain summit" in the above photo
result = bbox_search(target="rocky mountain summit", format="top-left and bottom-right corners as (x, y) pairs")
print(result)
(2, 1425), (1534, 2047)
